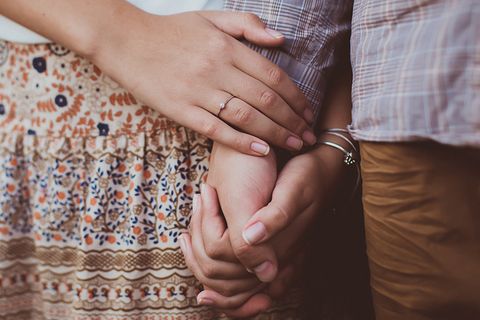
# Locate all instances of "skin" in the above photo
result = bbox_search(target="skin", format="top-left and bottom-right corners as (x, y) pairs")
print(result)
(181, 61), (353, 317)
(0, 0), (317, 155)
(1, 0), (352, 317)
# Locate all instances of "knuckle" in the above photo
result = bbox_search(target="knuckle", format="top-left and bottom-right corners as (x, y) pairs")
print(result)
(208, 34), (230, 53)
(218, 286), (237, 297)
(243, 13), (261, 26)
(201, 121), (219, 138)
(232, 106), (253, 125)
(194, 59), (215, 77)
(270, 203), (290, 231)
(233, 134), (248, 153)
(232, 241), (253, 261)
(293, 119), (308, 135)
(201, 264), (219, 279)
(259, 90), (277, 110)
(267, 66), (284, 87)
(205, 241), (224, 260)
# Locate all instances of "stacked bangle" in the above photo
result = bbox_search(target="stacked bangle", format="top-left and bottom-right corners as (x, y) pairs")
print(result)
(317, 128), (361, 204)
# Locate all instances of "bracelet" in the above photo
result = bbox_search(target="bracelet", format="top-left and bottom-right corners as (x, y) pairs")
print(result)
(320, 128), (358, 152)
(319, 141), (358, 166)
(316, 128), (361, 206)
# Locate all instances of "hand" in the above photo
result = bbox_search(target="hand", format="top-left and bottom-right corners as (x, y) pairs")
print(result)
(180, 184), (300, 318)
(195, 145), (347, 301)
(93, 8), (316, 155)
(241, 144), (348, 248)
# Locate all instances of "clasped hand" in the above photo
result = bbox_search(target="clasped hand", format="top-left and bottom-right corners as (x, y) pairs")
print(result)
(180, 144), (332, 318)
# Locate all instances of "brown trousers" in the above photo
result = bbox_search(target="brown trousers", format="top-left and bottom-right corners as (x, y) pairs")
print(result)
(360, 142), (480, 320)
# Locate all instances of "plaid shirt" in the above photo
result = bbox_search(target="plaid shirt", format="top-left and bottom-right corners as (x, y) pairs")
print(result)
(349, 0), (480, 147)
(224, 0), (353, 117)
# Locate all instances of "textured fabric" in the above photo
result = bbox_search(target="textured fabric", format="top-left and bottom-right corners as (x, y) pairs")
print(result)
(0, 42), (303, 320)
(0, 0), (224, 44)
(360, 141), (480, 320)
(224, 0), (353, 115)
(349, 0), (480, 147)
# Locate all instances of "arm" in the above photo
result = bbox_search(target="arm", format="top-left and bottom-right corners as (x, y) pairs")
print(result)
(0, 0), (316, 154)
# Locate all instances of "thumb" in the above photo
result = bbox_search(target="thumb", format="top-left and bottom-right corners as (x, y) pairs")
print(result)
(198, 11), (285, 47)
(242, 183), (308, 246)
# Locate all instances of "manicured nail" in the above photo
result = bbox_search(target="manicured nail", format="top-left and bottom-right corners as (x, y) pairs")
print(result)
(254, 261), (276, 282)
(192, 194), (200, 215)
(179, 234), (187, 253)
(286, 136), (303, 150)
(302, 130), (317, 146)
(200, 183), (207, 195)
(197, 296), (214, 306)
(304, 108), (315, 123)
(243, 221), (266, 245)
(251, 142), (270, 155)
(265, 28), (284, 39)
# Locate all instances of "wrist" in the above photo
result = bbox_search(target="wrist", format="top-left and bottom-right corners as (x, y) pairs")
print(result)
(88, 1), (151, 68)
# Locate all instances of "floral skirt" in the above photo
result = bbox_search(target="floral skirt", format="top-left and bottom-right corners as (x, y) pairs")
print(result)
(0, 42), (301, 320)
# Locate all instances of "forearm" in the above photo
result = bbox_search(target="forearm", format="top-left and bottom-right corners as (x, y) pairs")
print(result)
(0, 0), (139, 59)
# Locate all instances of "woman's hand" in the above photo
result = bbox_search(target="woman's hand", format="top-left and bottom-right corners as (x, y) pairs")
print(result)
(0, 0), (316, 155)
(93, 7), (316, 155)
(180, 183), (299, 318)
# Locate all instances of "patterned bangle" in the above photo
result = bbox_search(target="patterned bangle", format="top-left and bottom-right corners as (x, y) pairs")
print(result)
(319, 141), (358, 166)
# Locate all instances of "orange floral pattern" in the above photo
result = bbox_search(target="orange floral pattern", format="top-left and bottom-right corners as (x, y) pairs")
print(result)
(0, 41), (301, 320)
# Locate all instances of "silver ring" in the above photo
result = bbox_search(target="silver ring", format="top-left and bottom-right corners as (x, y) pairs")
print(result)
(217, 94), (235, 117)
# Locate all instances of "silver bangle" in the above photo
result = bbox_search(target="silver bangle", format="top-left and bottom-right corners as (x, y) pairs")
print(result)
(322, 131), (358, 152)
(319, 141), (357, 166)
(318, 140), (361, 205)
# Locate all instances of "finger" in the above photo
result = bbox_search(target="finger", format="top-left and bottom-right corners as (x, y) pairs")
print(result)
(232, 41), (314, 123)
(197, 286), (269, 311)
(180, 106), (271, 156)
(229, 236), (279, 283)
(220, 293), (271, 319)
(215, 94), (314, 151)
(242, 182), (309, 246)
(266, 264), (295, 299)
(180, 233), (259, 296)
(200, 184), (238, 262)
(198, 11), (285, 47)
(189, 190), (251, 279)
(225, 70), (316, 146)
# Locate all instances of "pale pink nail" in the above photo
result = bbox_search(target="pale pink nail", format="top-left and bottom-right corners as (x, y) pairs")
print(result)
(302, 130), (317, 146)
(251, 142), (270, 155)
(197, 296), (214, 306)
(192, 194), (200, 215)
(179, 235), (187, 253)
(253, 261), (276, 282)
(265, 28), (284, 39)
(243, 221), (266, 245)
(286, 136), (303, 150)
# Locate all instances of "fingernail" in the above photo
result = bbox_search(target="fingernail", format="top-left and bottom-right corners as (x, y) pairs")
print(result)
(251, 142), (270, 155)
(179, 235), (186, 253)
(197, 296), (214, 306)
(286, 136), (303, 150)
(265, 28), (284, 39)
(192, 194), (200, 215)
(303, 108), (315, 124)
(243, 221), (266, 245)
(302, 130), (317, 146)
(254, 261), (276, 282)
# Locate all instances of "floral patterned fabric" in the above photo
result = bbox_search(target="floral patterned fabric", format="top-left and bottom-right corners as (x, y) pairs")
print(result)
(0, 42), (301, 320)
